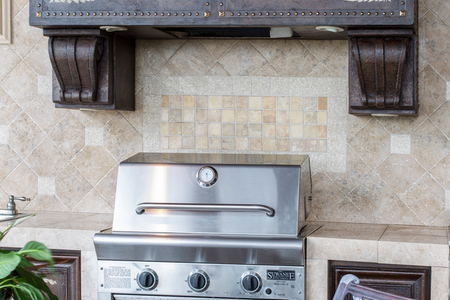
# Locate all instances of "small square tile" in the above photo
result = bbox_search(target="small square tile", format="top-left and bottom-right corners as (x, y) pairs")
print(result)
(236, 96), (248, 109)
(271, 77), (290, 96)
(249, 110), (262, 123)
(169, 109), (182, 122)
(0, 125), (9, 144)
(161, 95), (169, 108)
(236, 124), (249, 136)
(144, 76), (161, 95)
(263, 110), (276, 123)
(318, 125), (327, 138)
(209, 96), (222, 108)
(263, 96), (276, 109)
(209, 137), (222, 150)
(196, 123), (208, 136)
(85, 127), (103, 146)
(263, 124), (276, 137)
(249, 124), (262, 137)
(183, 109), (195, 122)
(277, 124), (290, 137)
(318, 139), (327, 152)
(169, 95), (182, 108)
(263, 138), (276, 151)
(249, 96), (262, 109)
(196, 95), (209, 108)
(161, 123), (169, 136)
(277, 111), (290, 124)
(304, 97), (318, 111)
(309, 77), (327, 96)
(161, 109), (169, 122)
(222, 137), (235, 150)
(183, 123), (195, 135)
(318, 111), (327, 125)
(391, 134), (411, 154)
(291, 124), (303, 138)
(182, 136), (195, 149)
(196, 137), (208, 149)
(277, 139), (290, 152)
(38, 177), (55, 195)
(291, 139), (304, 152)
(305, 125), (318, 138)
(236, 137), (249, 150)
(223, 96), (236, 108)
(215, 77), (234, 95)
(209, 109), (222, 122)
(195, 109), (208, 122)
(198, 77), (215, 95)
(291, 97), (303, 110)
(223, 123), (235, 136)
(318, 97), (327, 110)
(169, 123), (182, 135)
(277, 97), (290, 110)
(169, 136), (182, 148)
(209, 123), (222, 136)
(161, 76), (179, 94)
(236, 110), (248, 123)
(250, 138), (262, 151)
(304, 112), (318, 124)
(291, 111), (304, 124)
(223, 110), (235, 123)
(305, 139), (318, 151)
(183, 95), (195, 108)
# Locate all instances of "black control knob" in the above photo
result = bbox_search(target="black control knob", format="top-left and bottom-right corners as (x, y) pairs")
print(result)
(137, 269), (158, 290)
(188, 270), (209, 292)
(241, 272), (262, 293)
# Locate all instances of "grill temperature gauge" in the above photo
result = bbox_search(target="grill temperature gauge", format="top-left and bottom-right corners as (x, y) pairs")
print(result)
(196, 166), (218, 187)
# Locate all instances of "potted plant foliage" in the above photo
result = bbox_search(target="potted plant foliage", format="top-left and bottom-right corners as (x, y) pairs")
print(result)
(0, 215), (58, 300)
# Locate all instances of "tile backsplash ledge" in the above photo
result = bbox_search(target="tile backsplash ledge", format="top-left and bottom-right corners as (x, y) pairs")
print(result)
(0, 1), (448, 226)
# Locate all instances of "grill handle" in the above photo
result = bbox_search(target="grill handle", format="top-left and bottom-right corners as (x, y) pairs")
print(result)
(135, 203), (275, 217)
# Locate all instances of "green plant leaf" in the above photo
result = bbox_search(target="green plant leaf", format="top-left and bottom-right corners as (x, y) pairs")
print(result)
(18, 242), (53, 265)
(17, 256), (34, 269)
(15, 267), (58, 300)
(18, 282), (46, 300)
(0, 252), (21, 279)
(0, 214), (36, 242)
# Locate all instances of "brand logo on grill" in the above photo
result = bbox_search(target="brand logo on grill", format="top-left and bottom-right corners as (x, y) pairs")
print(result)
(267, 270), (296, 281)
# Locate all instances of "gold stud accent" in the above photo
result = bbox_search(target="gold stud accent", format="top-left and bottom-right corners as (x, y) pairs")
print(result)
(231, 12), (234, 16)
(60, 12), (63, 16)
(206, 2), (209, 5)
(287, 12), (291, 16)
(220, 2), (223, 5)
(259, 12), (262, 16)
(154, 12), (157, 16)
(323, 12), (326, 16)
(219, 11), (225, 17)
(100, 12), (104, 16)
(401, 1), (405, 4)
(168, 12), (171, 16)
(37, 11), (42, 17)
(273, 12), (276, 16)
(309, 12), (312, 15)
(67, 12), (70, 16)
(196, 12), (199, 16)
(147, 12), (150, 15)
(390, 11), (394, 15)
(161, 13), (164, 16)
(301, 12), (305, 16)
(113, 12), (117, 16)
(252, 12), (255, 16)
(367, 12), (371, 15)
(316, 12), (319, 15)
(73, 12), (76, 16)
(120, 12), (123, 16)
(383, 12), (386, 15)
(353, 12), (356, 15)
(188, 12), (192, 16)
(238, 12), (241, 16)
(360, 12), (364, 15)
(295, 12), (299, 15)
(93, 12), (97, 16)
(331, 12), (334, 15)
(280, 12), (283, 16)
(107, 12), (110, 16)
(53, 12), (56, 16)
(127, 12), (130, 16)
(245, 12), (248, 16)
(204, 11), (210, 17)
(46, 12), (50, 16)
(86, 12), (90, 16)
(346, 12), (349, 15)
(338, 12), (342, 15)
(37, 3), (41, 7)
(182, 13), (185, 16)
(375, 12), (378, 15)
(174, 13), (178, 16)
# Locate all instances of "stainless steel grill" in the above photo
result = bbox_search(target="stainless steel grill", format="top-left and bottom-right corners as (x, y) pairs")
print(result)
(94, 153), (314, 300)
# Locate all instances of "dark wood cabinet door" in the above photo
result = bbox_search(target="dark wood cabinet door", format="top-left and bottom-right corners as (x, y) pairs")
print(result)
(328, 260), (431, 300)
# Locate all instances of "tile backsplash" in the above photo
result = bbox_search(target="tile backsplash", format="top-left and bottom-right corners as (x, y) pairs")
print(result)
(0, 1), (448, 226)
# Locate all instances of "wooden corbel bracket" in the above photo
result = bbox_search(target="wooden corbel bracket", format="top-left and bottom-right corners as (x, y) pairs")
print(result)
(44, 29), (135, 110)
(348, 29), (417, 116)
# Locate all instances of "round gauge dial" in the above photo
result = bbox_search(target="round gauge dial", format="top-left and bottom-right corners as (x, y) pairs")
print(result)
(196, 166), (218, 187)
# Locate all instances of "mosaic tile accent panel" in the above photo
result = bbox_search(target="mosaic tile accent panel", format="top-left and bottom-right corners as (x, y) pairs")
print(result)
(160, 95), (328, 152)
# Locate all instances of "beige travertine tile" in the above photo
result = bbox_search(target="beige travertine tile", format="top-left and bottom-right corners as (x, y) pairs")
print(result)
(223, 96), (235, 109)
(304, 125), (317, 138)
(182, 123), (195, 136)
(104, 113), (143, 161)
(206, 63), (230, 76)
(9, 112), (45, 159)
(71, 109), (116, 127)
(318, 125), (327, 139)
(431, 267), (449, 299)
(290, 96), (303, 109)
(236, 137), (248, 150)
(263, 96), (276, 109)
(249, 124), (262, 137)
(263, 124), (276, 137)
(291, 139), (304, 152)
(160, 136), (169, 149)
(307, 236), (378, 262)
(73, 189), (113, 213)
(291, 111), (303, 124)
(26, 137), (69, 177)
(430, 101), (450, 138)
(236, 124), (248, 136)
(168, 40), (216, 76)
(221, 137), (235, 150)
(418, 11), (450, 63)
(169, 95), (182, 108)
(429, 154), (450, 189)
(308, 62), (334, 78)
(318, 97), (327, 110)
(347, 115), (372, 141)
(249, 110), (262, 123)
(277, 139), (289, 152)
(250, 40), (286, 61)
(411, 119), (448, 170)
(262, 138), (276, 151)
(95, 164), (118, 208)
(136, 42), (167, 77)
(209, 95), (222, 108)
(374, 200), (423, 225)
(157, 62), (180, 76)
(0, 88), (21, 126)
(270, 40), (319, 77)
(378, 241), (448, 267)
(276, 110), (289, 124)
(311, 222), (387, 240)
(290, 125), (303, 138)
(49, 112), (85, 159)
(72, 146), (116, 186)
(199, 40), (236, 60)
(304, 112), (317, 124)
(322, 198), (369, 223)
(418, 66), (447, 116)
(277, 125), (289, 138)
(195, 123), (208, 136)
(0, 144), (21, 181)
(182, 136), (195, 149)
(11, 11), (43, 58)
(222, 110), (235, 123)
(349, 172), (399, 222)
(161, 109), (169, 122)
(195, 95), (208, 108)
(209, 123), (222, 136)
(169, 109), (182, 122)
(318, 111), (327, 125)
(0, 226), (36, 248)
(250, 138), (262, 151)
(223, 123), (235, 136)
(196, 137), (208, 149)
(381, 225), (447, 244)
(310, 173), (345, 220)
(376, 115), (428, 135)
(2, 61), (37, 108)
(209, 137), (221, 150)
(169, 136), (182, 148)
(183, 109), (195, 122)
(306, 259), (328, 300)
(219, 41), (267, 76)
(235, 110), (247, 123)
(376, 154), (425, 195)
(0, 46), (21, 82)
(263, 110), (276, 123)
(401, 173), (445, 224)
(348, 119), (390, 169)
(322, 41), (348, 78)
(1, 162), (38, 202)
(209, 109), (222, 122)
(304, 139), (318, 152)
(195, 109), (208, 122)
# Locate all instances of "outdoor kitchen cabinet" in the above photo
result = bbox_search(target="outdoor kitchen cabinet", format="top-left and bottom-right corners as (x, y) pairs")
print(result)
(328, 260), (431, 299)
(28, 0), (418, 115)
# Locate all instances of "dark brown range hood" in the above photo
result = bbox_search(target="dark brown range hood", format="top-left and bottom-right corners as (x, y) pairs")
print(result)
(29, 0), (418, 115)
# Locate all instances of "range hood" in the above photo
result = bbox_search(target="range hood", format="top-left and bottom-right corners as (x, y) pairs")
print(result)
(28, 0), (418, 115)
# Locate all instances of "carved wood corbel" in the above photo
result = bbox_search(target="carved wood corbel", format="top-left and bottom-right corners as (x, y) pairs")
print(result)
(44, 29), (135, 110)
(348, 29), (417, 116)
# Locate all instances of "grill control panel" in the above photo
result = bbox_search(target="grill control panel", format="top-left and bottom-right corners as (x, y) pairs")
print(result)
(98, 261), (305, 300)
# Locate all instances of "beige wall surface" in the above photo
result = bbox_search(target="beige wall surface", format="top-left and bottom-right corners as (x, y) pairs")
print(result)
(0, 0), (448, 226)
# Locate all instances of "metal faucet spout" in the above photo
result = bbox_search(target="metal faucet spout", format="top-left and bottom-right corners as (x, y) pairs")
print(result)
(0, 195), (30, 215)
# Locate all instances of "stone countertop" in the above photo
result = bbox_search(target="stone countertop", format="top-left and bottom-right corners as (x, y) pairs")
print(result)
(306, 222), (449, 300)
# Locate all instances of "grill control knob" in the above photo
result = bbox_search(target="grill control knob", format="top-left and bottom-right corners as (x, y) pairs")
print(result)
(137, 269), (158, 290)
(188, 270), (210, 292)
(240, 272), (262, 294)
